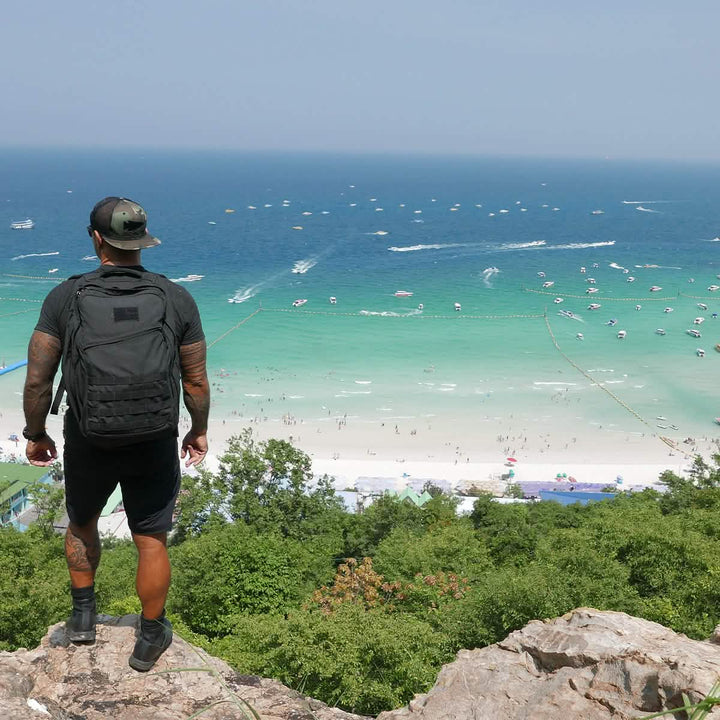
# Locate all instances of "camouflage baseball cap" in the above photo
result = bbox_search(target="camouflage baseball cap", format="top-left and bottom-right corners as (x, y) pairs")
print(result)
(89, 197), (161, 250)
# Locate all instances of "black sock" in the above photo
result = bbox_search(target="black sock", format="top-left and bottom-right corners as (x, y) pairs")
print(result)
(140, 611), (167, 642)
(71, 584), (95, 608)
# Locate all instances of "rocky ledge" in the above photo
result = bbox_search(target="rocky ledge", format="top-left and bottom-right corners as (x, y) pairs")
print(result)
(0, 614), (369, 720)
(2, 609), (720, 719)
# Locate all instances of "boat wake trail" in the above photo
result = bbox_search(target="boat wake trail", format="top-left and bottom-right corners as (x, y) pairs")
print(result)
(387, 243), (466, 252)
(12, 251), (60, 261)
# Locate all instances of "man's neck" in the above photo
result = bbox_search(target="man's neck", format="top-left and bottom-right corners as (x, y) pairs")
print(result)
(99, 253), (142, 267)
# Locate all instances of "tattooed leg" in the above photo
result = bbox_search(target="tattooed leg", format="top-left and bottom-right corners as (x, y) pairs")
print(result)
(65, 514), (101, 588)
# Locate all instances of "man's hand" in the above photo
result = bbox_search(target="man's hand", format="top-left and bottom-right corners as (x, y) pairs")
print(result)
(26, 435), (58, 466)
(181, 431), (208, 467)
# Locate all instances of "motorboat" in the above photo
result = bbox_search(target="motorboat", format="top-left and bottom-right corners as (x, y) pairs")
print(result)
(698, 303), (708, 310)
(542, 281), (554, 288)
(708, 285), (720, 292)
(635, 304), (642, 310)
(687, 328), (702, 338)
(617, 330), (627, 339)
(417, 303), (424, 310)
(591, 210), (604, 215)
(649, 286), (662, 292)
(664, 307), (674, 313)
(394, 290), (413, 297)
(580, 266), (586, 273)
(553, 297), (564, 304)
(537, 271), (546, 278)
(627, 276), (635, 283)
(694, 317), (705, 325)
(606, 319), (617, 326)
(697, 348), (706, 357)
(10, 219), (34, 229)
(576, 333), (584, 340)
(329, 296), (337, 304)
(656, 328), (666, 335)
(454, 302), (461, 311)
(559, 309), (575, 318)
(586, 278), (596, 284)
(292, 298), (308, 307)
(587, 303), (601, 310)
(586, 287), (599, 294)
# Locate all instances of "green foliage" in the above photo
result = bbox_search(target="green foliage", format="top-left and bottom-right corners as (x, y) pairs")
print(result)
(26, 480), (65, 539)
(0, 527), (67, 650)
(344, 490), (458, 559)
(373, 520), (491, 582)
(211, 604), (451, 716)
(172, 430), (346, 549)
(169, 523), (334, 637)
(93, 540), (140, 615)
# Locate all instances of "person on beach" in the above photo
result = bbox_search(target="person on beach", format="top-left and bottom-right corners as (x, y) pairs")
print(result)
(22, 197), (210, 672)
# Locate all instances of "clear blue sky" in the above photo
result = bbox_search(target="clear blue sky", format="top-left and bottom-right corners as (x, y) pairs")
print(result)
(3, 0), (718, 159)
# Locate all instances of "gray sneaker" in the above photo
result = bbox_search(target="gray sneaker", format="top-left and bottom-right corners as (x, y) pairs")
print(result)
(129, 615), (173, 672)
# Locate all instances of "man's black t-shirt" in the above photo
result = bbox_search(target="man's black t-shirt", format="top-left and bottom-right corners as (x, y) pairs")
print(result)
(35, 265), (205, 346)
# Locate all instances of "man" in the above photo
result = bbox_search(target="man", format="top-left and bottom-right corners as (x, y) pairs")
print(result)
(23, 197), (210, 672)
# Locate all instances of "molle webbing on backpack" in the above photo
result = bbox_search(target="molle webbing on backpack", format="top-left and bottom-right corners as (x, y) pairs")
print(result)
(51, 268), (180, 447)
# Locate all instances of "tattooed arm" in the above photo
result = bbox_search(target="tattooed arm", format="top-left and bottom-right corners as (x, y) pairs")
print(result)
(23, 330), (62, 466)
(179, 340), (210, 466)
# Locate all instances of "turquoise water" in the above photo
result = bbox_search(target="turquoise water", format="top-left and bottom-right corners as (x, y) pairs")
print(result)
(2, 149), (720, 439)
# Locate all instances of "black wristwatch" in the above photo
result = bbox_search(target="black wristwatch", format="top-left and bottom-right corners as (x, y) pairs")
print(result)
(22, 427), (47, 442)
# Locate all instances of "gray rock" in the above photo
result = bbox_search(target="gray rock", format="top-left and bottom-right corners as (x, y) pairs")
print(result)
(377, 608), (720, 720)
(0, 614), (369, 720)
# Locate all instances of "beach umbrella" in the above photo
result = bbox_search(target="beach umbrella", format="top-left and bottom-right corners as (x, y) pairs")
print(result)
(506, 457), (517, 463)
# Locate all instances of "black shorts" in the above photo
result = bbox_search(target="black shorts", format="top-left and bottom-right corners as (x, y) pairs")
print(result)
(63, 410), (181, 535)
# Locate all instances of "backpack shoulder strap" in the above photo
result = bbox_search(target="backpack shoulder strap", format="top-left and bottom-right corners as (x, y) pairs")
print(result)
(49, 272), (92, 416)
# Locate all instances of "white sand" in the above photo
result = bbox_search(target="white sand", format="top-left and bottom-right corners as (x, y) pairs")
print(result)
(1, 396), (712, 495)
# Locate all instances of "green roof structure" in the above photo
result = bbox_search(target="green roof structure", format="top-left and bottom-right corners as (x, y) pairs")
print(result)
(394, 487), (432, 507)
(0, 463), (49, 506)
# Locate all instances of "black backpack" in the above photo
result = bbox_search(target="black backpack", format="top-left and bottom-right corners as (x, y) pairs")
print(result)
(50, 267), (180, 447)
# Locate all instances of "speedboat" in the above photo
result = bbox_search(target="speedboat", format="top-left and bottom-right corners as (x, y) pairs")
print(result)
(656, 328), (666, 335)
(542, 281), (554, 288)
(576, 333), (584, 340)
(394, 290), (413, 297)
(635, 304), (642, 310)
(580, 266), (586, 273)
(617, 330), (627, 339)
(694, 317), (705, 325)
(537, 271), (546, 278)
(687, 328), (702, 338)
(454, 302), (461, 311)
(649, 286), (662, 292)
(586, 278), (596, 284)
(417, 303), (424, 310)
(627, 276), (635, 283)
(329, 296), (337, 304)
(559, 309), (575, 318)
(292, 298), (308, 307)
(10, 219), (34, 229)
(698, 303), (708, 310)
(606, 319), (617, 326)
(664, 307), (674, 313)
(697, 348), (706, 357)
(553, 297), (564, 304)
(708, 285), (720, 292)
(587, 303), (601, 310)
(586, 287), (599, 294)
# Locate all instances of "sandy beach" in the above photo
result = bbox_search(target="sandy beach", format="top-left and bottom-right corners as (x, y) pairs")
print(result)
(0, 378), (712, 497)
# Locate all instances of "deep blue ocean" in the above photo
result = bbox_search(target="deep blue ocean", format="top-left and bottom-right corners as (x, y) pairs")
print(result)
(2, 149), (720, 441)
